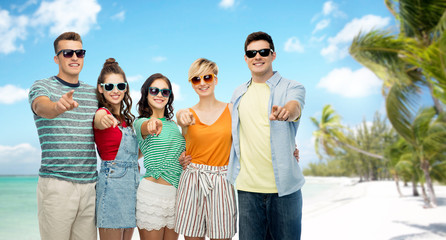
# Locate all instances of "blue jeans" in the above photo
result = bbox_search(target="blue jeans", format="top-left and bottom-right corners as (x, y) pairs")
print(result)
(238, 189), (302, 240)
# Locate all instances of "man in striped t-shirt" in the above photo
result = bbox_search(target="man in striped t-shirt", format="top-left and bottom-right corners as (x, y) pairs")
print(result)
(28, 32), (98, 240)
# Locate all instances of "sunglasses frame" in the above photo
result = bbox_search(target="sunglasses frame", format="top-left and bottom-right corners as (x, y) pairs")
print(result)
(148, 87), (171, 98)
(56, 49), (86, 58)
(190, 74), (216, 85)
(100, 82), (127, 92)
(245, 48), (274, 58)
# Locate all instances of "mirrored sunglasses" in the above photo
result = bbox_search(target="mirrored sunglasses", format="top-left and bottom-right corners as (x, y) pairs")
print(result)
(245, 48), (273, 58)
(101, 82), (127, 91)
(56, 49), (86, 58)
(190, 74), (216, 85)
(149, 87), (171, 98)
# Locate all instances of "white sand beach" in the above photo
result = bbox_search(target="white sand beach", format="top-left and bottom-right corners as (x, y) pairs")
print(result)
(302, 178), (446, 240)
(131, 178), (446, 240)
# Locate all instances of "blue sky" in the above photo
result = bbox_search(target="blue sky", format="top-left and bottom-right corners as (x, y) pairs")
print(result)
(0, 0), (398, 175)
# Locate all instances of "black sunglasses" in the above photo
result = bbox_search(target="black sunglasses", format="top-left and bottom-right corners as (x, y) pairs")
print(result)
(245, 48), (273, 58)
(56, 49), (86, 58)
(101, 83), (127, 91)
(149, 87), (171, 98)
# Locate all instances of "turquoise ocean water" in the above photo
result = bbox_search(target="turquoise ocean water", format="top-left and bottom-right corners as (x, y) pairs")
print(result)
(0, 176), (338, 240)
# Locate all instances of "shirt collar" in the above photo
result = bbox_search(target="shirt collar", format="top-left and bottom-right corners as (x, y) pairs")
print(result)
(246, 71), (281, 88)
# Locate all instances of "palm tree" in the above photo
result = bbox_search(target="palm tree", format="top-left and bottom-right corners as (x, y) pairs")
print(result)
(349, 0), (446, 207)
(311, 105), (385, 161)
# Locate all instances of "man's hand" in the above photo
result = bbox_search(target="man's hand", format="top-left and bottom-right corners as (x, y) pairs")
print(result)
(178, 151), (192, 169)
(146, 118), (163, 136)
(55, 90), (79, 115)
(269, 105), (290, 121)
(177, 109), (195, 128)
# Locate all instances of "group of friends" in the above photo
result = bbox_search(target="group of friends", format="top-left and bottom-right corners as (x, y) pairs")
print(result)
(28, 30), (306, 240)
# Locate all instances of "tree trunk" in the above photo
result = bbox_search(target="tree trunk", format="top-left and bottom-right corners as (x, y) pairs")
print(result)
(393, 174), (403, 197)
(421, 160), (437, 207)
(335, 139), (384, 159)
(411, 177), (419, 196)
(420, 183), (430, 207)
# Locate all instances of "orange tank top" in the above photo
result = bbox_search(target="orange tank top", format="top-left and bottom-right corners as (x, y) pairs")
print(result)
(185, 104), (232, 166)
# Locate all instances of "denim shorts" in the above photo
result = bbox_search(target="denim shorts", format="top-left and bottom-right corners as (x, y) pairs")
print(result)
(96, 160), (139, 228)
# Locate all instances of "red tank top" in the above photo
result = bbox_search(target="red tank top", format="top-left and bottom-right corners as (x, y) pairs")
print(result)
(93, 108), (127, 160)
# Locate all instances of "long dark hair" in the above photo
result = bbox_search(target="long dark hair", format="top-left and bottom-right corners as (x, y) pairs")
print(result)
(137, 73), (174, 120)
(95, 58), (135, 127)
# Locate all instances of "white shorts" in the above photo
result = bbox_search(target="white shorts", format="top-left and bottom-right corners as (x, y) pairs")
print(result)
(175, 163), (237, 238)
(136, 178), (177, 231)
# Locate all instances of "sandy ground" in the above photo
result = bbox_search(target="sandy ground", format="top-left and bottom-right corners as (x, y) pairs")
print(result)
(130, 178), (446, 240)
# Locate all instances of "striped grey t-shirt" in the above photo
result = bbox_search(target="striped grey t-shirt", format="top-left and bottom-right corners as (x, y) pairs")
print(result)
(28, 76), (98, 183)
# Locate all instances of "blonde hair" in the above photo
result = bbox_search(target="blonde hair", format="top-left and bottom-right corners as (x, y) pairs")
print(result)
(188, 58), (219, 82)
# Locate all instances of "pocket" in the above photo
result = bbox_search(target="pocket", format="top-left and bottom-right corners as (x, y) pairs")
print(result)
(107, 164), (128, 178)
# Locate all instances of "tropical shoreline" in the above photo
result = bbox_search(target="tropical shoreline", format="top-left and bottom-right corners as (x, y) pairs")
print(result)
(301, 177), (446, 240)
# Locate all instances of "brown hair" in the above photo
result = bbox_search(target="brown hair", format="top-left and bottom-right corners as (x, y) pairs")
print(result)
(54, 32), (82, 53)
(188, 58), (218, 82)
(244, 31), (275, 52)
(96, 58), (135, 128)
(137, 73), (175, 120)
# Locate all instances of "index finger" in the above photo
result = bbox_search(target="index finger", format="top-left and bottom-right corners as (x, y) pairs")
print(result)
(65, 90), (75, 99)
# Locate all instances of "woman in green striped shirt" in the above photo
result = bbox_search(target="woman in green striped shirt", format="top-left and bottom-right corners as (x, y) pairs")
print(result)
(134, 73), (185, 240)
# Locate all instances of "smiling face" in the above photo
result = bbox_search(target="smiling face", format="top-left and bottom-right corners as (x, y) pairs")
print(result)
(98, 73), (126, 112)
(244, 40), (276, 82)
(191, 72), (217, 98)
(147, 79), (170, 114)
(54, 40), (84, 83)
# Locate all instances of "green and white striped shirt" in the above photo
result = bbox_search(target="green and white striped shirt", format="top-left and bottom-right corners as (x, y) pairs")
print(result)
(28, 76), (98, 183)
(134, 117), (185, 188)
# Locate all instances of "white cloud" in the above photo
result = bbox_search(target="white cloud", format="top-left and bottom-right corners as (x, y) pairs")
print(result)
(313, 19), (330, 34)
(219, 0), (235, 9)
(152, 56), (167, 62)
(284, 37), (304, 53)
(0, 85), (29, 104)
(171, 82), (182, 101)
(0, 143), (41, 174)
(0, 9), (29, 54)
(321, 15), (390, 61)
(11, 0), (38, 13)
(127, 74), (143, 83)
(317, 67), (381, 98)
(32, 0), (101, 36)
(322, 1), (346, 18)
(111, 10), (125, 21)
(0, 143), (39, 164)
(130, 89), (141, 106)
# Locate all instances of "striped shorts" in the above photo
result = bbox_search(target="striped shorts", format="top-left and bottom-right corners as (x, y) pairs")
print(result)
(174, 163), (237, 238)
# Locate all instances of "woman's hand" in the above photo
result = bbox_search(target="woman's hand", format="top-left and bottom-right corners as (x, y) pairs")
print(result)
(146, 118), (163, 136)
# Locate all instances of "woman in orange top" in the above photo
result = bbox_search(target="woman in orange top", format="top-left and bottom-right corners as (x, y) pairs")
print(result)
(174, 58), (237, 240)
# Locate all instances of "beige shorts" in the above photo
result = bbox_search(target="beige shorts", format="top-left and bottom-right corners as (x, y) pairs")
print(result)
(37, 177), (96, 240)
(174, 163), (237, 239)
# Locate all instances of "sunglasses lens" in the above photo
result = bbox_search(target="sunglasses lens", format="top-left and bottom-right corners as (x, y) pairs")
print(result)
(161, 89), (171, 97)
(191, 77), (201, 85)
(63, 50), (75, 58)
(259, 49), (271, 57)
(246, 50), (256, 58)
(203, 75), (213, 82)
(104, 83), (114, 91)
(149, 87), (159, 96)
(117, 83), (127, 91)
(75, 50), (86, 58)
